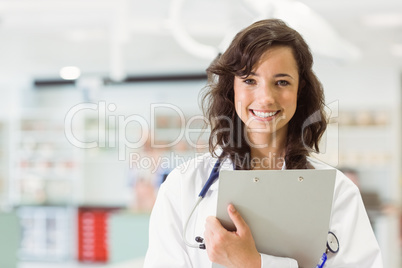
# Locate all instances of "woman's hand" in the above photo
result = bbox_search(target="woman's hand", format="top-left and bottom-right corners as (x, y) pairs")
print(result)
(204, 204), (261, 268)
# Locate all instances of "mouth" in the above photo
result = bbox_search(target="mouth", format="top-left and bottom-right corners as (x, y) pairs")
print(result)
(250, 109), (280, 120)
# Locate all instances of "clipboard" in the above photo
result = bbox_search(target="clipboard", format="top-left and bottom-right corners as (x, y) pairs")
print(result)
(213, 169), (336, 268)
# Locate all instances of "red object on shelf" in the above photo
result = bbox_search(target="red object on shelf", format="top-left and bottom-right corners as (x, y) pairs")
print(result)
(77, 207), (120, 263)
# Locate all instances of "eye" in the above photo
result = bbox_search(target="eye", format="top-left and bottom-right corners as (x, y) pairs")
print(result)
(243, 78), (256, 85)
(276, 80), (290, 86)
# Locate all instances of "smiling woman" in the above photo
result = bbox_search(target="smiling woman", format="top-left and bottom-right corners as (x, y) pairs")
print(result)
(233, 46), (299, 165)
(203, 19), (326, 170)
(144, 19), (383, 268)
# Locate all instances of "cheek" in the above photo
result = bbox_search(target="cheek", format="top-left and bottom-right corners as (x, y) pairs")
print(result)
(281, 92), (298, 114)
(290, 95), (298, 109)
(283, 89), (298, 104)
(234, 88), (250, 111)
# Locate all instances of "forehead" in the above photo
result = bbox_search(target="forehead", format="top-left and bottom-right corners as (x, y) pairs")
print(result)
(255, 46), (297, 68)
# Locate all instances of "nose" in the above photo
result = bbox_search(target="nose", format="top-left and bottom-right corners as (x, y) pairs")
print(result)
(257, 83), (275, 104)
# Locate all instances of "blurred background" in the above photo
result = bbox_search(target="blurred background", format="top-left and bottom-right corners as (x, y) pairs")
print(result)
(0, 0), (401, 267)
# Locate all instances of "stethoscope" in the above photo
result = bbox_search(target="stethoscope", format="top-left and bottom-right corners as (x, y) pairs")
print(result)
(183, 159), (222, 249)
(316, 231), (340, 268)
(182, 159), (339, 266)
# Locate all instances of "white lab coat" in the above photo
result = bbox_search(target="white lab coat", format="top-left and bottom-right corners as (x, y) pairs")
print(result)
(144, 153), (383, 267)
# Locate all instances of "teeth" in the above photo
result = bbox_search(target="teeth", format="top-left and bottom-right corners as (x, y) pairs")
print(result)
(253, 110), (277, 118)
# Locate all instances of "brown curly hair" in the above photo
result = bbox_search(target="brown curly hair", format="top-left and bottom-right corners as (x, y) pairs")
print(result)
(201, 19), (327, 169)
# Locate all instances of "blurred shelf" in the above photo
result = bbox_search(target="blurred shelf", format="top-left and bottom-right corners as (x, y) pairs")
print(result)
(17, 206), (75, 262)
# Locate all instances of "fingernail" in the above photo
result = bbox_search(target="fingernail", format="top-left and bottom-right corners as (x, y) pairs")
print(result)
(229, 204), (236, 213)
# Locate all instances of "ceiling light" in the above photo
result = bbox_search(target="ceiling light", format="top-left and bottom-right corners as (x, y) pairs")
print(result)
(59, 66), (81, 80)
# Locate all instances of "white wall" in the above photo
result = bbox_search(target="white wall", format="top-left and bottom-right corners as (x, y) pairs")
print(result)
(315, 59), (400, 108)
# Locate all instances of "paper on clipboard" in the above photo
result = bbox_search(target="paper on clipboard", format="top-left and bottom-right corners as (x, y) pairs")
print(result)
(213, 169), (336, 268)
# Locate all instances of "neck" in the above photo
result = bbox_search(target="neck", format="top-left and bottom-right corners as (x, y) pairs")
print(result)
(247, 128), (287, 170)
(250, 146), (286, 170)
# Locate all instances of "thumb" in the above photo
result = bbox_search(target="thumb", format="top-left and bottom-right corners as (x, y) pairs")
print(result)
(227, 204), (249, 235)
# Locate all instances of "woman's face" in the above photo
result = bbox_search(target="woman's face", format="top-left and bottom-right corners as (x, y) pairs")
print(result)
(234, 46), (299, 143)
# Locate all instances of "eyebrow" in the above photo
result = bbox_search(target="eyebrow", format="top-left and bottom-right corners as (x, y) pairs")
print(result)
(249, 72), (295, 80)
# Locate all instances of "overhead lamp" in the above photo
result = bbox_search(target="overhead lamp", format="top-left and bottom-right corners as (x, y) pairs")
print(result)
(59, 66), (81, 80)
(168, 0), (360, 62)
(271, 0), (360, 61)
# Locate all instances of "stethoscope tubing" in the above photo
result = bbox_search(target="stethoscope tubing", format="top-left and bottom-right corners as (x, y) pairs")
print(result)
(183, 159), (222, 248)
(199, 160), (221, 198)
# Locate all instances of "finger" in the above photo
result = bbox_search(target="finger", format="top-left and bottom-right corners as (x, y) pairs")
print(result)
(227, 204), (249, 235)
(205, 216), (226, 236)
(206, 216), (224, 227)
(204, 224), (213, 239)
(203, 229), (211, 247)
